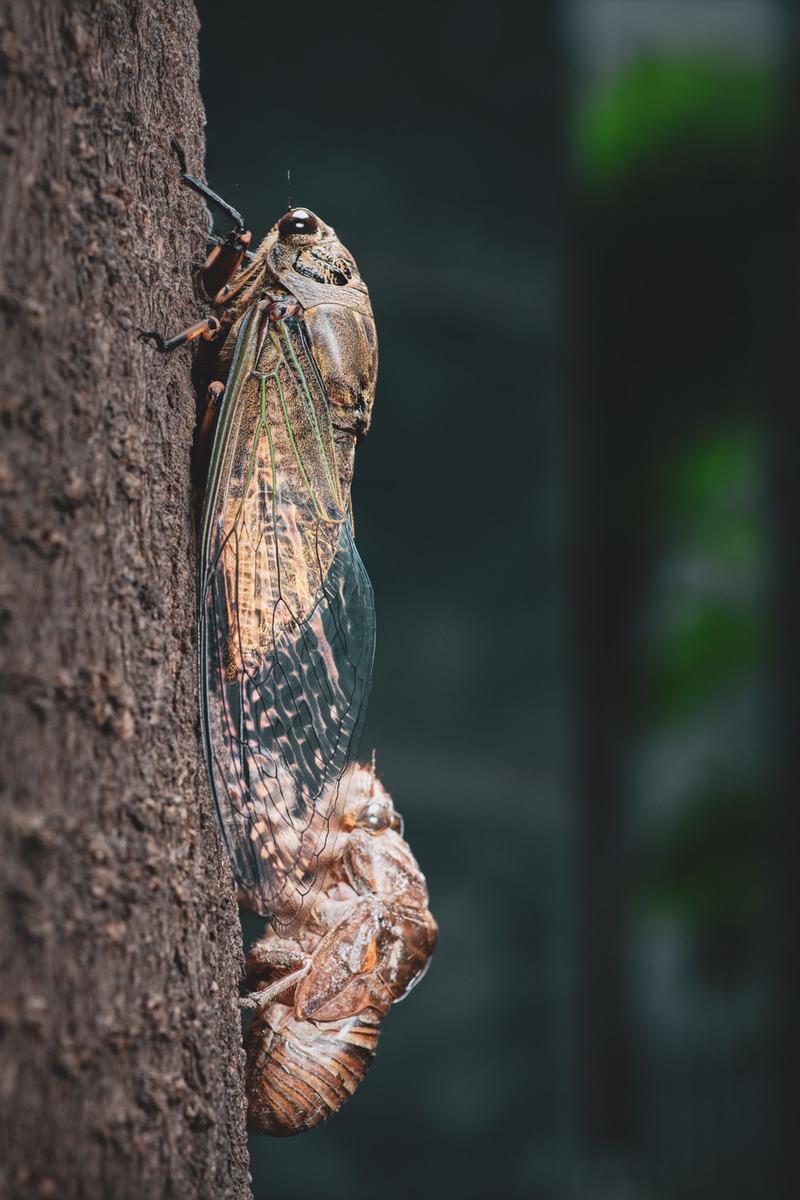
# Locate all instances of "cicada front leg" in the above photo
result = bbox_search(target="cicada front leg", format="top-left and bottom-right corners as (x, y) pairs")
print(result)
(140, 140), (254, 353)
(199, 228), (253, 305)
(170, 138), (254, 305)
(241, 936), (312, 1012)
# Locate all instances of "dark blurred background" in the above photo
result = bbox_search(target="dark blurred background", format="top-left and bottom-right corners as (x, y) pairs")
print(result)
(196, 2), (800, 1197)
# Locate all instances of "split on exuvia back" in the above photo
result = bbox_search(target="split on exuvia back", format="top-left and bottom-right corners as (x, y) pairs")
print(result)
(142, 142), (437, 1135)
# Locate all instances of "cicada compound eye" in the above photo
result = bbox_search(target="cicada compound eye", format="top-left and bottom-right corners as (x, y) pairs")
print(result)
(278, 208), (319, 240)
(357, 799), (393, 834)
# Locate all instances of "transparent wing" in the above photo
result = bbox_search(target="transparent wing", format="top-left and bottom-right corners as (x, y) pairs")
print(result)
(198, 309), (375, 933)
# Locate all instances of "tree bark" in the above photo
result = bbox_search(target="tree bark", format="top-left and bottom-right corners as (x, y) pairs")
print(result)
(0, 3), (251, 1197)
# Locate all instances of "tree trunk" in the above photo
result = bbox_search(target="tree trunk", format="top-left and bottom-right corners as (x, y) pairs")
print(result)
(0, 3), (251, 1196)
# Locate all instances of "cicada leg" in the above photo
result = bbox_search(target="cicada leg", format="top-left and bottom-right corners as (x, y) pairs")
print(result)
(249, 295), (305, 368)
(246, 935), (308, 978)
(140, 142), (253, 354)
(198, 380), (224, 448)
(193, 380), (225, 486)
(170, 138), (254, 304)
(198, 228), (253, 304)
(139, 315), (221, 354)
(241, 936), (312, 1012)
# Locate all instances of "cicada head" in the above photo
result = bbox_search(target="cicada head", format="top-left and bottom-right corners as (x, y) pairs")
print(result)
(276, 208), (355, 286)
(256, 207), (372, 316)
(342, 764), (404, 837)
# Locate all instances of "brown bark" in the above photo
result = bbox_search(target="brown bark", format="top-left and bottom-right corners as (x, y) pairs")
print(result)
(0, 2), (251, 1197)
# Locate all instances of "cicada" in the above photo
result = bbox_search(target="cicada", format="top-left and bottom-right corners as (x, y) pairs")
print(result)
(143, 145), (436, 1136)
(142, 144), (377, 934)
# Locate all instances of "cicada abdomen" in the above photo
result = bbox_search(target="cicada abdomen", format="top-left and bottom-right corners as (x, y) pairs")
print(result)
(245, 1008), (381, 1137)
(242, 767), (438, 1136)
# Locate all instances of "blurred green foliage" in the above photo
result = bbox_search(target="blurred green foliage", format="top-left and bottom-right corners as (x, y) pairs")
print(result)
(661, 428), (765, 568)
(635, 421), (770, 982)
(648, 599), (766, 720)
(646, 426), (769, 721)
(574, 58), (779, 187)
(635, 781), (767, 983)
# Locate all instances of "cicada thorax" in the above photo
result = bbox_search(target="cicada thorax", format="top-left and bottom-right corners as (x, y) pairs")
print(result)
(222, 208), (378, 500)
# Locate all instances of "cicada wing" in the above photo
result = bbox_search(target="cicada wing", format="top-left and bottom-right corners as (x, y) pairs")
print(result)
(198, 310), (375, 933)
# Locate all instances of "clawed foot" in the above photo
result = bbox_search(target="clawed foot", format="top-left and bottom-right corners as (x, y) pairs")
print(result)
(171, 136), (189, 175)
(138, 328), (168, 352)
(139, 316), (220, 354)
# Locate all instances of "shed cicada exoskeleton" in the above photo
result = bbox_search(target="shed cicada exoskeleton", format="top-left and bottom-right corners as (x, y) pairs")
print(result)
(142, 143), (436, 1134)
(243, 764), (437, 1135)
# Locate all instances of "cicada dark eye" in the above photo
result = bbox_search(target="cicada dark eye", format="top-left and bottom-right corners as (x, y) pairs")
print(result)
(278, 208), (319, 239)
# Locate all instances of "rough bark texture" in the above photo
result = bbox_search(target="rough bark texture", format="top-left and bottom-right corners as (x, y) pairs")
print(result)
(0, 2), (251, 1197)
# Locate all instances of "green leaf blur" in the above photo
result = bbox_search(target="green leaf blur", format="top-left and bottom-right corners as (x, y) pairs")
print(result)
(574, 58), (779, 187)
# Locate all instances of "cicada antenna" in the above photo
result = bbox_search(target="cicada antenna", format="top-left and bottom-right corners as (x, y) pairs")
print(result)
(287, 167), (292, 211)
(369, 748), (377, 799)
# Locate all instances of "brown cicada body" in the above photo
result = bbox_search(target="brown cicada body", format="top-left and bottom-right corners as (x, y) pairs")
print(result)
(142, 145), (436, 1135)
(194, 200), (380, 934)
(243, 766), (438, 1135)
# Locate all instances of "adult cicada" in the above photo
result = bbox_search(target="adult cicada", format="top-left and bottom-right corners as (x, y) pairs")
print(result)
(143, 144), (436, 1134)
(143, 144), (377, 934)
